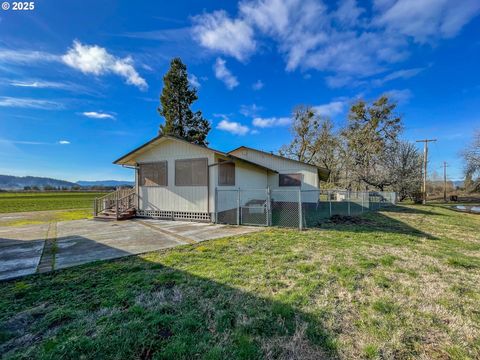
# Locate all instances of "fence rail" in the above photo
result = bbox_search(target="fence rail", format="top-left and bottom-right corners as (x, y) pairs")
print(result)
(215, 188), (396, 229)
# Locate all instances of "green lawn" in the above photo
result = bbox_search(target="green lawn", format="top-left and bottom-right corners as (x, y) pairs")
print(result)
(0, 209), (94, 227)
(0, 192), (107, 213)
(1, 205), (479, 359)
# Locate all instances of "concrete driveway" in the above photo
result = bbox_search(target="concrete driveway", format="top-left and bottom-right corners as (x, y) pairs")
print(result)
(0, 218), (261, 281)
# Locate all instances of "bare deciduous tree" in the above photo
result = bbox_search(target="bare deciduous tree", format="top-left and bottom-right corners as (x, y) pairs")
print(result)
(342, 95), (403, 190)
(462, 130), (480, 191)
(279, 97), (423, 200)
(279, 105), (343, 186)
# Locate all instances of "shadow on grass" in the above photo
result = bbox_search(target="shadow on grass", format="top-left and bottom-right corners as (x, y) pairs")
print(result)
(0, 243), (339, 359)
(379, 205), (440, 215)
(308, 205), (437, 240)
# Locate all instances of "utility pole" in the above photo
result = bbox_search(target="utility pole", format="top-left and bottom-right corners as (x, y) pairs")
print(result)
(416, 139), (437, 204)
(443, 161), (448, 202)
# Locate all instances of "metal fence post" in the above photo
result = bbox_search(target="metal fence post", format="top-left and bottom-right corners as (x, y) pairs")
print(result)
(329, 190), (332, 216)
(361, 191), (364, 213)
(214, 188), (218, 223)
(237, 188), (240, 225)
(347, 190), (351, 215)
(266, 186), (271, 226)
(298, 189), (303, 230)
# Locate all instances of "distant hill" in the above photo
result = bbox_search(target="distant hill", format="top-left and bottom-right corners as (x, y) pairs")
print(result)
(76, 180), (134, 187)
(0, 175), (77, 190)
(0, 175), (134, 190)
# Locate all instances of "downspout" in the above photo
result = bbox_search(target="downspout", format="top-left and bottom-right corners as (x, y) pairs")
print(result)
(207, 161), (210, 218)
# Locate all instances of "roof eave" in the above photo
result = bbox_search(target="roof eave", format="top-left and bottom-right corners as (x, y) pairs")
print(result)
(113, 135), (227, 166)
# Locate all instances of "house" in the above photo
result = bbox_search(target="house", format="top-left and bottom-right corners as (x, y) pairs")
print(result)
(104, 135), (329, 224)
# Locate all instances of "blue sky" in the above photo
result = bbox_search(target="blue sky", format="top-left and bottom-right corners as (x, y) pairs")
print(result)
(0, 0), (479, 182)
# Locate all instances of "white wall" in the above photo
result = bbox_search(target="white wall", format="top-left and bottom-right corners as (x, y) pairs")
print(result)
(213, 155), (269, 212)
(135, 139), (215, 213)
(230, 148), (319, 190)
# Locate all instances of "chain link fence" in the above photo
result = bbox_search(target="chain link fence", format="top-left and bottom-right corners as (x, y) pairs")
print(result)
(215, 188), (396, 229)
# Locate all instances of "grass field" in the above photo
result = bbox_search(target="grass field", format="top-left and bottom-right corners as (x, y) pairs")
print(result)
(1, 205), (479, 359)
(0, 209), (94, 227)
(0, 192), (107, 213)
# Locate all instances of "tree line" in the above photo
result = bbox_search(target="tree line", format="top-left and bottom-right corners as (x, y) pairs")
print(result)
(279, 96), (423, 201)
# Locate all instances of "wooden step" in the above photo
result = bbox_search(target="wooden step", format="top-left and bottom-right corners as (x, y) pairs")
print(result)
(94, 209), (136, 221)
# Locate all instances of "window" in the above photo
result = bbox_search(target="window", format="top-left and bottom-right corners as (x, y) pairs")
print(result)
(279, 173), (302, 187)
(175, 158), (208, 186)
(218, 160), (235, 186)
(139, 162), (167, 186)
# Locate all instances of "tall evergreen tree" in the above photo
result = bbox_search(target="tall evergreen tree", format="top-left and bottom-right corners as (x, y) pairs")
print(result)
(158, 58), (210, 145)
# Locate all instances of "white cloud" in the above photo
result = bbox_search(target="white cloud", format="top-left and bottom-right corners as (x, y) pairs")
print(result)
(8, 79), (94, 94)
(213, 58), (239, 89)
(374, 0), (480, 43)
(9, 80), (71, 90)
(217, 118), (250, 135)
(252, 116), (291, 128)
(62, 41), (147, 90)
(192, 10), (256, 61)
(241, 0), (329, 71)
(334, 0), (364, 27)
(0, 139), (49, 145)
(191, 0), (479, 88)
(0, 97), (63, 110)
(372, 67), (425, 86)
(0, 139), (70, 146)
(0, 49), (59, 64)
(252, 80), (264, 90)
(313, 100), (346, 117)
(82, 111), (115, 120)
(188, 74), (201, 88)
(325, 75), (359, 88)
(240, 104), (262, 117)
(384, 88), (412, 103)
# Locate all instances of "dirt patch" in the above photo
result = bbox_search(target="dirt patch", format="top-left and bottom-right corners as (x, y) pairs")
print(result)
(324, 215), (373, 225)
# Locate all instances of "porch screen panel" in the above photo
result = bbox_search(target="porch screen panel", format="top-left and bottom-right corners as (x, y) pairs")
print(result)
(218, 160), (235, 186)
(139, 162), (167, 186)
(279, 173), (302, 187)
(175, 158), (208, 186)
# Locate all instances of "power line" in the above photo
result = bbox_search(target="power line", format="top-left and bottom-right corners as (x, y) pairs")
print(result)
(416, 139), (437, 204)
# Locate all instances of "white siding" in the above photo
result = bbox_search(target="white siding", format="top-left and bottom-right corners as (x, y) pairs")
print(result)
(213, 155), (268, 189)
(135, 139), (215, 213)
(213, 155), (269, 212)
(229, 148), (319, 190)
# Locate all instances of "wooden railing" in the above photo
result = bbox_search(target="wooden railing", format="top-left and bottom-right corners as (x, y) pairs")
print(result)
(93, 188), (136, 218)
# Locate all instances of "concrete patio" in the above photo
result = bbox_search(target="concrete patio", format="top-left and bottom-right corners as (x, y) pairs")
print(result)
(0, 218), (261, 281)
